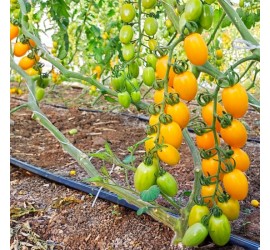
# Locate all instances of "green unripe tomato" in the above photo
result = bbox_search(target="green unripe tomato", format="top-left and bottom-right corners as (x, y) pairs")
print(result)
(111, 72), (126, 91)
(144, 17), (158, 36)
(118, 91), (131, 108)
(208, 214), (231, 246)
(122, 43), (135, 61)
(184, 0), (203, 21)
(35, 86), (45, 101)
(128, 61), (139, 78)
(142, 67), (155, 86)
(146, 54), (157, 70)
(120, 3), (136, 23)
(205, 0), (216, 4)
(131, 91), (141, 103)
(156, 172), (178, 197)
(142, 0), (157, 9)
(199, 4), (213, 30)
(119, 25), (134, 44)
(182, 223), (208, 247)
(134, 160), (159, 192)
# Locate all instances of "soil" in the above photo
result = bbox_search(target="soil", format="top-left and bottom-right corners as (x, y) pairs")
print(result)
(10, 84), (260, 249)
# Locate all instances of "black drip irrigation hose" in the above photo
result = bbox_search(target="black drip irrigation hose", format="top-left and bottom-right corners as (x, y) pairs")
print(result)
(10, 157), (260, 250)
(11, 97), (260, 144)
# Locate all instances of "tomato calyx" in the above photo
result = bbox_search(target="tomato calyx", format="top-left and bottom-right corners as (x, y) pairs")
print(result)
(217, 69), (240, 88)
(159, 113), (173, 124)
(217, 192), (231, 203)
(153, 47), (168, 59)
(182, 21), (198, 36)
(165, 92), (180, 105)
(171, 61), (189, 75)
(200, 149), (217, 160)
(147, 103), (161, 115)
(143, 154), (157, 166)
(210, 206), (223, 218)
(218, 112), (233, 128)
(196, 92), (213, 107)
(153, 79), (165, 90)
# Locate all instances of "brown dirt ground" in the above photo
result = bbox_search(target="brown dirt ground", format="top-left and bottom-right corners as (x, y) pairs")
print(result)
(10, 84), (260, 249)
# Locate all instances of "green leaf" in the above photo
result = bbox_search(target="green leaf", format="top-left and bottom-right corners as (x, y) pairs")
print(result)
(183, 191), (192, 197)
(58, 45), (68, 60)
(104, 95), (117, 103)
(107, 9), (115, 17)
(136, 207), (149, 216)
(100, 166), (110, 177)
(85, 176), (103, 183)
(123, 155), (135, 164)
(213, 8), (223, 26)
(140, 185), (160, 202)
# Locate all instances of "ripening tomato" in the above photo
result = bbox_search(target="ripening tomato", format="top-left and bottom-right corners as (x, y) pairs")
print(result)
(160, 121), (183, 149)
(201, 154), (225, 181)
(148, 39), (158, 51)
(134, 160), (159, 192)
(145, 133), (157, 152)
(120, 3), (136, 23)
(157, 144), (180, 166)
(188, 205), (210, 226)
(196, 131), (220, 150)
(201, 184), (223, 207)
(223, 168), (248, 200)
(153, 86), (176, 104)
(10, 23), (19, 40)
(184, 33), (208, 66)
(215, 49), (223, 59)
(220, 119), (247, 148)
(173, 71), (198, 101)
(208, 214), (231, 246)
(13, 42), (30, 57)
(144, 17), (158, 36)
(157, 172), (178, 197)
(201, 101), (224, 132)
(25, 67), (39, 76)
(217, 198), (240, 221)
(119, 25), (134, 44)
(222, 83), (248, 118)
(155, 55), (176, 87)
(231, 147), (250, 172)
(28, 39), (36, 47)
(165, 102), (190, 129)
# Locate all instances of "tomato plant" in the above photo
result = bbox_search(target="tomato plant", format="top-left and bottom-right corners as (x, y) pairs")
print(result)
(10, 0), (260, 247)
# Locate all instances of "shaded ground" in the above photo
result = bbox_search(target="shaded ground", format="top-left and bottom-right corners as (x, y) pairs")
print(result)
(10, 84), (260, 249)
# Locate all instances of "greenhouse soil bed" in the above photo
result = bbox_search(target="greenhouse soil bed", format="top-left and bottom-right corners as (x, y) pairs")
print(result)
(10, 88), (260, 249)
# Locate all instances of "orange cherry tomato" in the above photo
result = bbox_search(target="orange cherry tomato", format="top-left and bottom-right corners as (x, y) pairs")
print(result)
(201, 183), (223, 207)
(160, 121), (183, 149)
(220, 119), (247, 148)
(10, 23), (19, 41)
(202, 154), (225, 181)
(18, 56), (36, 70)
(201, 101), (224, 132)
(157, 144), (180, 166)
(196, 131), (220, 150)
(153, 86), (175, 104)
(223, 168), (248, 200)
(145, 133), (157, 152)
(173, 71), (198, 101)
(184, 33), (208, 66)
(165, 102), (190, 129)
(155, 55), (175, 87)
(28, 39), (36, 47)
(13, 42), (30, 57)
(222, 83), (248, 118)
(149, 113), (160, 126)
(231, 148), (250, 172)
